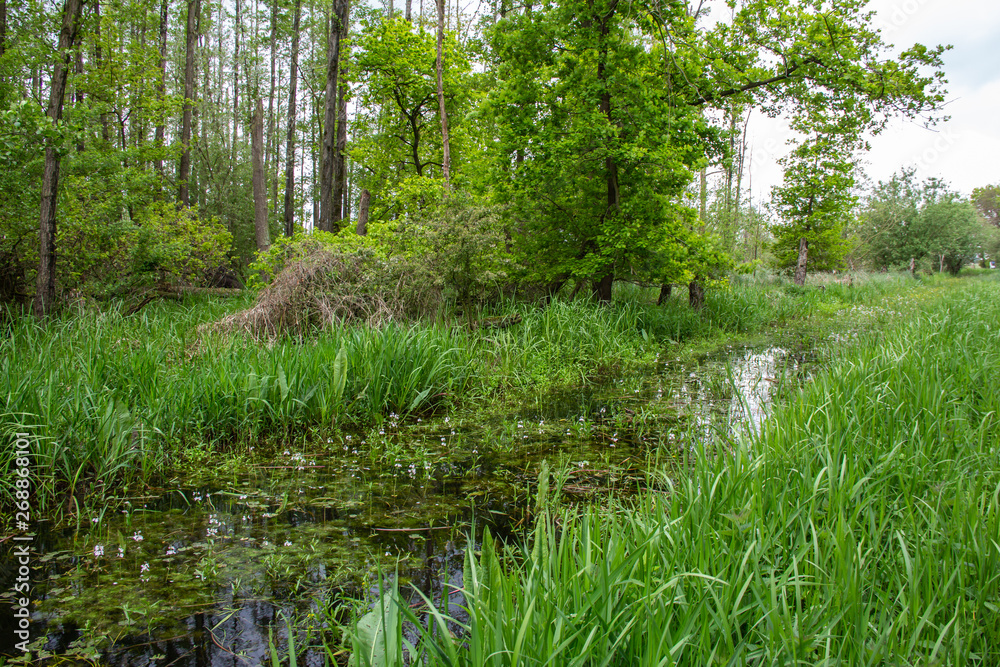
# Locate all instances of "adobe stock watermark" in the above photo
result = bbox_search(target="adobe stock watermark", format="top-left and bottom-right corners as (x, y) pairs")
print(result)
(10, 432), (33, 654)
(874, 0), (934, 34)
(910, 127), (960, 171)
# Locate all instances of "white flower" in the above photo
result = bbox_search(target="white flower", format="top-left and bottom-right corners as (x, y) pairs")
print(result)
(166, 545), (177, 556)
(140, 562), (150, 573)
(132, 531), (144, 542)
(93, 544), (104, 558)
(117, 546), (125, 558)
(283, 540), (292, 547)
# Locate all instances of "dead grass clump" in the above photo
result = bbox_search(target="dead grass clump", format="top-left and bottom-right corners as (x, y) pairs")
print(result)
(206, 250), (425, 338)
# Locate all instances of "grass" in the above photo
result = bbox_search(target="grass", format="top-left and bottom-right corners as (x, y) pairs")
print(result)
(0, 270), (939, 515)
(338, 276), (1000, 665)
(0, 301), (471, 514)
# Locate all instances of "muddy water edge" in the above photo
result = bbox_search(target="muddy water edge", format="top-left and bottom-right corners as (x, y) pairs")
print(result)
(1, 333), (819, 665)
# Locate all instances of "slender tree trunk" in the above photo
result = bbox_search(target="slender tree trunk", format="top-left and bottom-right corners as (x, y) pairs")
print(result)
(0, 0), (7, 59)
(179, 0), (200, 206)
(153, 0), (168, 192)
(319, 0), (345, 232)
(282, 0), (302, 237)
(331, 0), (350, 225)
(252, 99), (270, 251)
(264, 0), (278, 180)
(434, 0), (450, 194)
(909, 257), (915, 277)
(34, 0), (84, 318)
(793, 237), (808, 286)
(593, 9), (617, 304)
(356, 189), (370, 235)
(233, 0), (241, 149)
(405, 0), (411, 21)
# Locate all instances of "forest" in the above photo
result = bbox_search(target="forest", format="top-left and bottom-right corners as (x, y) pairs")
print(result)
(2, 0), (1000, 664)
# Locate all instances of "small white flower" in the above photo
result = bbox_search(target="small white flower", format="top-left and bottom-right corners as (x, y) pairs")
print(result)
(140, 562), (150, 573)
(117, 546), (125, 558)
(132, 531), (144, 542)
(283, 540), (293, 547)
(166, 545), (177, 556)
(93, 544), (104, 558)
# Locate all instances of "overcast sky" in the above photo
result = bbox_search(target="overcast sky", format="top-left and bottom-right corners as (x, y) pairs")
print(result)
(743, 0), (1000, 203)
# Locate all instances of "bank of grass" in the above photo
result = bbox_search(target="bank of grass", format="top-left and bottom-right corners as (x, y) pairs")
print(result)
(0, 271), (938, 514)
(340, 277), (1000, 666)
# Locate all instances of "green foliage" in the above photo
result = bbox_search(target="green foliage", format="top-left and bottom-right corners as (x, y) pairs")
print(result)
(859, 173), (992, 273)
(769, 132), (857, 276)
(249, 197), (512, 313)
(489, 0), (714, 289)
(128, 203), (234, 285)
(971, 183), (999, 228)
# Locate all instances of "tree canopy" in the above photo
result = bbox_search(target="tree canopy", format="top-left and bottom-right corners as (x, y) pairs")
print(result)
(0, 0), (951, 310)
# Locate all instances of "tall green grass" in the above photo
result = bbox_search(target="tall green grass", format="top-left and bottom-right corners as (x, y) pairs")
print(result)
(0, 272), (937, 514)
(0, 300), (470, 511)
(343, 279), (1000, 665)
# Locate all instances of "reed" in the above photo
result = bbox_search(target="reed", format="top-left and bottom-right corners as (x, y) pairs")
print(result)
(343, 279), (1000, 665)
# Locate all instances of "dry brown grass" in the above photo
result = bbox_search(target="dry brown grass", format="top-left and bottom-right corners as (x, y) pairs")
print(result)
(204, 250), (437, 338)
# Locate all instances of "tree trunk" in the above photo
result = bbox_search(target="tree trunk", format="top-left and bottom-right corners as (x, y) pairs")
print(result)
(592, 272), (613, 304)
(153, 0), (168, 192)
(688, 281), (704, 310)
(264, 0), (278, 188)
(282, 0), (301, 238)
(657, 283), (672, 306)
(356, 189), (370, 236)
(34, 0), (84, 318)
(178, 0), (200, 206)
(319, 0), (345, 232)
(232, 0), (241, 150)
(793, 237), (808, 286)
(435, 0), (450, 193)
(331, 0), (350, 226)
(594, 10), (617, 304)
(909, 257), (915, 277)
(252, 99), (270, 252)
(0, 0), (7, 59)
(405, 0), (411, 21)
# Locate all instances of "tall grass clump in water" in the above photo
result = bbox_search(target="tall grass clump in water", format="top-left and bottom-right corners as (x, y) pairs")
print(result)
(0, 299), (470, 510)
(345, 280), (1000, 665)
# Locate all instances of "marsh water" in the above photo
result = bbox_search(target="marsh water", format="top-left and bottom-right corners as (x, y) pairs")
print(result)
(1, 342), (812, 665)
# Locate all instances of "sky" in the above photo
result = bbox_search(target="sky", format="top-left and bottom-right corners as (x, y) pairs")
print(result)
(742, 0), (1000, 203)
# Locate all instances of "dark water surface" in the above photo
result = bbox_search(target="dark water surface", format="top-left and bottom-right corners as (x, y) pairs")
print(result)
(1, 344), (811, 665)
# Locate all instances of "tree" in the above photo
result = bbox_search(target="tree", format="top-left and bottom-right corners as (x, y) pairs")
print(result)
(971, 184), (999, 228)
(318, 0), (349, 232)
(34, 0), (85, 318)
(434, 0), (450, 194)
(488, 0), (947, 302)
(282, 0), (302, 238)
(769, 131), (858, 284)
(252, 99), (269, 252)
(858, 174), (990, 274)
(178, 0), (200, 206)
